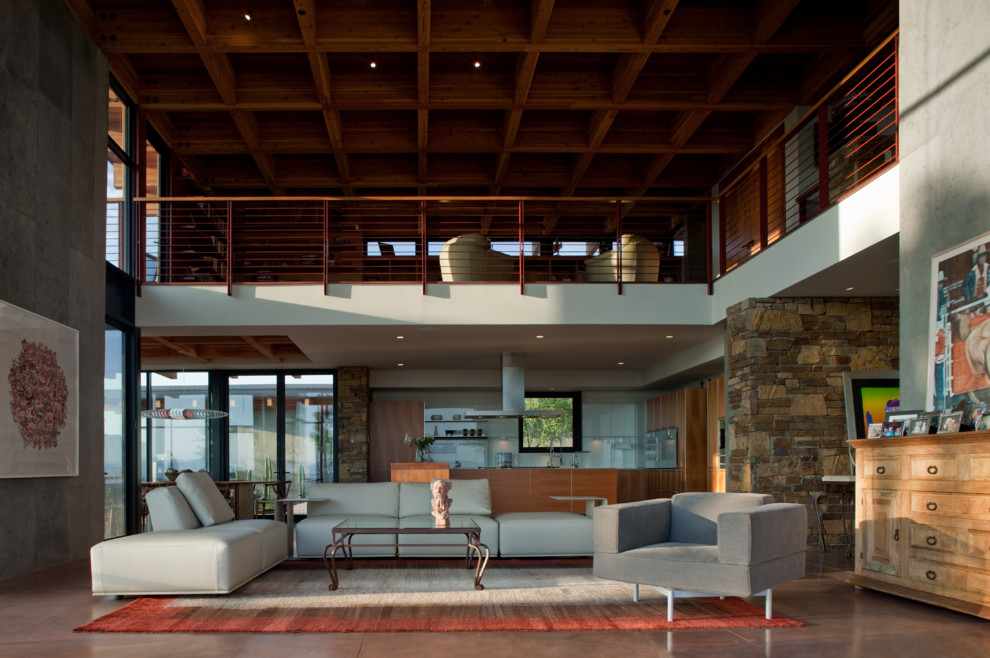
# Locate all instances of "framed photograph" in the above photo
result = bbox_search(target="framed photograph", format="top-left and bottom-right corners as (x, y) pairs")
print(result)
(928, 232), (990, 413)
(0, 299), (79, 478)
(904, 418), (932, 436)
(937, 411), (963, 434)
(971, 405), (988, 430)
(867, 422), (884, 438)
(881, 421), (904, 437)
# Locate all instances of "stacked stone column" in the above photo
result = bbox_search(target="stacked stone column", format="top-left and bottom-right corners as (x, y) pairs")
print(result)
(336, 366), (370, 482)
(725, 297), (898, 548)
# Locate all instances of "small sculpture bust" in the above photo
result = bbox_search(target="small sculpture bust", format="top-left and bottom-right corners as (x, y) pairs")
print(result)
(431, 479), (452, 527)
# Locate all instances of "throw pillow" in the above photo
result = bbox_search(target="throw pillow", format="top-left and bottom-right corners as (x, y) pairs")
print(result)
(176, 471), (235, 526)
(145, 486), (201, 531)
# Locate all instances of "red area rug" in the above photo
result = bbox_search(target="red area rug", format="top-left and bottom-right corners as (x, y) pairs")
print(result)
(76, 560), (804, 633)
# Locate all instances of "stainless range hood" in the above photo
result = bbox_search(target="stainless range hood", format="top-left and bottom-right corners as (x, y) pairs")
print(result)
(465, 353), (564, 419)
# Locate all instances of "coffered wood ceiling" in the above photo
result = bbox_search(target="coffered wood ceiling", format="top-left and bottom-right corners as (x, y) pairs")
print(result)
(68, 0), (896, 199)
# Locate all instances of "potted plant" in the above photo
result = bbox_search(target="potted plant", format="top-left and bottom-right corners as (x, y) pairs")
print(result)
(403, 434), (436, 462)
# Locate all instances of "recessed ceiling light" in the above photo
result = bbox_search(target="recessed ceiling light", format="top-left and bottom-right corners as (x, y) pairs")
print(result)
(397, 363), (404, 367)
(243, 10), (252, 21)
(535, 335), (544, 339)
(617, 361), (625, 365)
(665, 335), (674, 339)
(369, 59), (377, 69)
(396, 335), (404, 340)
(846, 286), (855, 291)
(473, 59), (481, 68)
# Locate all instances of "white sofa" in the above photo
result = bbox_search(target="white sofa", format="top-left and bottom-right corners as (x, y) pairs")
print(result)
(91, 472), (286, 596)
(294, 480), (595, 558)
(295, 480), (500, 558)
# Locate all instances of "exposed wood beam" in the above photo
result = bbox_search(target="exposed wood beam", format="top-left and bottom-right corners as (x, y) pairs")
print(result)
(170, 0), (208, 46)
(242, 336), (283, 363)
(644, 0), (680, 43)
(293, 0), (317, 47)
(418, 0), (431, 105)
(106, 54), (142, 104)
(152, 336), (211, 364)
(755, 0), (802, 44)
(531, 0), (555, 44)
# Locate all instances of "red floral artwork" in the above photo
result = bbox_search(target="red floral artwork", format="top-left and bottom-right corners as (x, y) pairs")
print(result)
(8, 339), (68, 450)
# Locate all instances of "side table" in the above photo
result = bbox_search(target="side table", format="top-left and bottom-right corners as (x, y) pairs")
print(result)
(261, 497), (329, 558)
(813, 475), (855, 556)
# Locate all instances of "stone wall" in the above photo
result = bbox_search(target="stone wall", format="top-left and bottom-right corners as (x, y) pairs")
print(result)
(725, 297), (899, 548)
(336, 366), (370, 482)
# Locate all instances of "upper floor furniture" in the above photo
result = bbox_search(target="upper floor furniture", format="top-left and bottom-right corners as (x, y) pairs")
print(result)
(849, 432), (990, 620)
(584, 234), (661, 282)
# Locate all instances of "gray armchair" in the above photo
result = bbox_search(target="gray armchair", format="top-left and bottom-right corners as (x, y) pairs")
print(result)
(593, 492), (807, 621)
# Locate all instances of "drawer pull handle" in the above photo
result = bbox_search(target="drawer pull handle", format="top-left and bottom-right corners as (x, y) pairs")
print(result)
(894, 529), (899, 541)
(876, 466), (886, 474)
(926, 536), (937, 546)
(927, 465), (938, 475)
(926, 570), (937, 581)
(926, 501), (938, 511)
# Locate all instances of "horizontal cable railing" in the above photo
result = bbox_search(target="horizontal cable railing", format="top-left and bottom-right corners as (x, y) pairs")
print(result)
(718, 34), (898, 275)
(133, 197), (710, 294)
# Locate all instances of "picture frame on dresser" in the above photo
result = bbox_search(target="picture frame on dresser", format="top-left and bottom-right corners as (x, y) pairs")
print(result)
(936, 411), (963, 433)
(970, 405), (989, 430)
(867, 422), (883, 438)
(904, 417), (932, 436)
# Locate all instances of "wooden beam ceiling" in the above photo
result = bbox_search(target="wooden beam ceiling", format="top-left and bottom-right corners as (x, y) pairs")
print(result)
(69, 0), (895, 199)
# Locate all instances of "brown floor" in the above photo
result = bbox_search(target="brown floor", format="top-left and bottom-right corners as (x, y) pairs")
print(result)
(1, 552), (987, 657)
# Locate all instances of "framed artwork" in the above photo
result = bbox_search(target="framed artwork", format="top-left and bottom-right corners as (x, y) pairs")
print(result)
(0, 299), (78, 477)
(937, 411), (963, 434)
(885, 409), (921, 424)
(843, 371), (900, 439)
(905, 418), (932, 436)
(867, 423), (884, 438)
(928, 231), (990, 412)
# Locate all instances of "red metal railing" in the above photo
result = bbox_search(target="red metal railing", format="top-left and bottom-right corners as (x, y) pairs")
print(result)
(718, 35), (898, 275)
(133, 197), (710, 294)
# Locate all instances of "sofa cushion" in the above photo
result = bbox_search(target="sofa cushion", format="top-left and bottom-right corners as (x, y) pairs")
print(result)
(306, 482), (400, 517)
(495, 512), (593, 557)
(176, 471), (235, 527)
(396, 514), (499, 557)
(669, 492), (772, 545)
(145, 486), (201, 531)
(398, 479), (491, 517)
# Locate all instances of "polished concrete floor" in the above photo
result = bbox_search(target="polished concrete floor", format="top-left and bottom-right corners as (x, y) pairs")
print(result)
(1, 552), (987, 657)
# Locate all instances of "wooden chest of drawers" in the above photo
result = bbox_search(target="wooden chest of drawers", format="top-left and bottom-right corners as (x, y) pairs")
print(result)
(849, 432), (990, 619)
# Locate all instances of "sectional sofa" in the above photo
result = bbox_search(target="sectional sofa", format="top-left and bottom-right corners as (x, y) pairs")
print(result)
(296, 480), (595, 559)
(90, 471), (286, 596)
(90, 477), (594, 597)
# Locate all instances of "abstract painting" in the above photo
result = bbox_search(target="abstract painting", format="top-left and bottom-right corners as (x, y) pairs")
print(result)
(0, 299), (78, 477)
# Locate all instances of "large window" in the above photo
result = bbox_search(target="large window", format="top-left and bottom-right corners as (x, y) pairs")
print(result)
(142, 371), (336, 495)
(142, 371), (210, 481)
(285, 374), (335, 496)
(103, 327), (126, 538)
(519, 393), (581, 454)
(107, 84), (133, 270)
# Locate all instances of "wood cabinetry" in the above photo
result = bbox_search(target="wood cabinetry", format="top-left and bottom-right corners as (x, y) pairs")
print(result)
(369, 401), (425, 482)
(644, 387), (707, 492)
(849, 433), (990, 619)
(450, 468), (621, 514)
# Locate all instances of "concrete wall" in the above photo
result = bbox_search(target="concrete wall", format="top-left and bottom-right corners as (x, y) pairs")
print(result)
(899, 1), (990, 408)
(0, 0), (107, 578)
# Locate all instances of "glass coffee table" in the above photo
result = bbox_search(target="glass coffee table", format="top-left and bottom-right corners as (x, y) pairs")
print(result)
(323, 518), (490, 591)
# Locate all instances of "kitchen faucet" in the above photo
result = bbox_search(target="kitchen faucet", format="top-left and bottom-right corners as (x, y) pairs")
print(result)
(547, 437), (561, 468)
